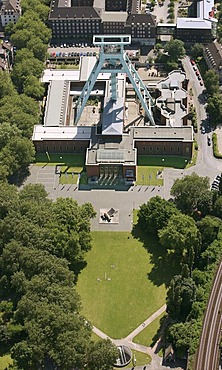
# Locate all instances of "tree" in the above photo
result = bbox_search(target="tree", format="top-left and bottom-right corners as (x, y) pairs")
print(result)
(190, 43), (203, 59)
(204, 70), (219, 96)
(87, 339), (119, 370)
(164, 39), (185, 62)
(207, 93), (222, 126)
(138, 196), (179, 235)
(11, 49), (44, 92)
(167, 274), (197, 321)
(19, 184), (48, 203)
(158, 213), (200, 255)
(23, 75), (45, 100)
(170, 173), (210, 214)
(27, 37), (48, 61)
(195, 190), (214, 217)
(0, 122), (21, 150)
(11, 11), (51, 48)
(0, 182), (18, 220)
(197, 216), (222, 250)
(0, 70), (16, 99)
(167, 320), (201, 357)
(213, 195), (222, 218)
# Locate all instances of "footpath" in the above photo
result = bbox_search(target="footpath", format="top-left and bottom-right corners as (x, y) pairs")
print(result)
(92, 304), (185, 370)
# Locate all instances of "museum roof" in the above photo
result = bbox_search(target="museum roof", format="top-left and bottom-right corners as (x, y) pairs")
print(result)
(133, 126), (193, 141)
(32, 125), (92, 141)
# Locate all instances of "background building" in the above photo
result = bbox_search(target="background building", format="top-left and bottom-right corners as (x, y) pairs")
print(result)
(48, 0), (156, 45)
(0, 0), (21, 27)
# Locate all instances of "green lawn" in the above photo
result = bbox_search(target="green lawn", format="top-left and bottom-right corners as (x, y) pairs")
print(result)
(0, 355), (13, 370)
(136, 166), (163, 186)
(138, 155), (190, 169)
(60, 172), (79, 184)
(126, 350), (151, 368)
(133, 312), (166, 347)
(35, 153), (85, 167)
(76, 231), (175, 339)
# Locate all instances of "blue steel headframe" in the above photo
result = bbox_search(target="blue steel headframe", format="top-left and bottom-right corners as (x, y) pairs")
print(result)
(74, 35), (155, 125)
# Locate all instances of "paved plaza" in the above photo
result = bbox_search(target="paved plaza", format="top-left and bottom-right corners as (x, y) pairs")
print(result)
(23, 161), (220, 232)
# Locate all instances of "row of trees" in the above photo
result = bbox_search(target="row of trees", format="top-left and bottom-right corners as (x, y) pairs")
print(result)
(0, 183), (118, 369)
(137, 173), (222, 361)
(204, 70), (222, 127)
(0, 0), (53, 182)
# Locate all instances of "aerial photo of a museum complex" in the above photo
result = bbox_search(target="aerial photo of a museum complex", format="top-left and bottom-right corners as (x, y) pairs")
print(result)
(25, 0), (218, 183)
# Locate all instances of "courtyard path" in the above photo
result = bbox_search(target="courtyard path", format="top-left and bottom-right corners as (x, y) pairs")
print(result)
(91, 304), (185, 370)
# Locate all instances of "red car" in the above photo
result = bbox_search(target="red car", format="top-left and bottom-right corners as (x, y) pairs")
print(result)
(196, 70), (200, 76)
(190, 59), (195, 65)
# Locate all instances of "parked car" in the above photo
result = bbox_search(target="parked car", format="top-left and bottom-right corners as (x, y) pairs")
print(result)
(207, 135), (211, 145)
(190, 59), (195, 65)
(201, 126), (205, 134)
(200, 81), (203, 86)
(198, 75), (201, 80)
(211, 184), (219, 191)
(196, 70), (200, 76)
(193, 65), (197, 71)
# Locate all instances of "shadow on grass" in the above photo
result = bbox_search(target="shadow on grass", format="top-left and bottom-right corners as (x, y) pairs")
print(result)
(151, 315), (168, 350)
(132, 223), (181, 288)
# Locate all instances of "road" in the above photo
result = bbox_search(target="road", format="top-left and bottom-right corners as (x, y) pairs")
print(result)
(182, 56), (222, 172)
(194, 262), (222, 370)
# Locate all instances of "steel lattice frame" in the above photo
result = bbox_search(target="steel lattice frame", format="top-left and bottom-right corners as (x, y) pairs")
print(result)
(74, 35), (155, 125)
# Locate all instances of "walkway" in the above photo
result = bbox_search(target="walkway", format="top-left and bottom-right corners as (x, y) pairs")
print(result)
(92, 304), (184, 370)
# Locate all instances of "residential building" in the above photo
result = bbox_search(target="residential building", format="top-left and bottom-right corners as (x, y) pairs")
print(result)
(0, 0), (21, 27)
(0, 41), (13, 69)
(203, 40), (222, 84)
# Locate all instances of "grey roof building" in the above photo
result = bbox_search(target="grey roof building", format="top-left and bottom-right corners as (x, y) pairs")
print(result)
(0, 0), (21, 27)
(48, 0), (156, 45)
(203, 40), (222, 84)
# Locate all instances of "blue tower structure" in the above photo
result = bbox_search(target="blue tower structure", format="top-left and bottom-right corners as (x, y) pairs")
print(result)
(74, 35), (155, 126)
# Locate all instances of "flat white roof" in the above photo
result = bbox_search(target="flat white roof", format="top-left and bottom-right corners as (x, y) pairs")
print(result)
(42, 69), (80, 83)
(177, 17), (212, 29)
(102, 97), (124, 135)
(133, 126), (193, 141)
(32, 125), (92, 141)
(80, 56), (97, 81)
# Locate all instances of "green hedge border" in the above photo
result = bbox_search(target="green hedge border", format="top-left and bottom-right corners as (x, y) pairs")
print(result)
(212, 133), (222, 158)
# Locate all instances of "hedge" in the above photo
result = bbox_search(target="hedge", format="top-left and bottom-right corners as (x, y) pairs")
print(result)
(212, 132), (222, 158)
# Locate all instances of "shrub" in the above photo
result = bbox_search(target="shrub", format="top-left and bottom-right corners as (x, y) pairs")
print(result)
(212, 133), (222, 158)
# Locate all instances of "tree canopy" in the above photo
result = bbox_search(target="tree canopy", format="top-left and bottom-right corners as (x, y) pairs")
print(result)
(138, 196), (179, 235)
(0, 184), (118, 370)
(170, 173), (210, 214)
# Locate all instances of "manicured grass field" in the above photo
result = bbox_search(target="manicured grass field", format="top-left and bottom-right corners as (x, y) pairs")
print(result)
(77, 231), (176, 339)
(134, 312), (166, 347)
(136, 166), (163, 186)
(126, 350), (151, 367)
(138, 155), (190, 169)
(35, 153), (85, 168)
(0, 355), (13, 370)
